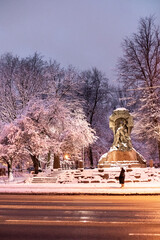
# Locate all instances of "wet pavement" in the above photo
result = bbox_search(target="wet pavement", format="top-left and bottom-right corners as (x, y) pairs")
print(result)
(0, 195), (160, 240)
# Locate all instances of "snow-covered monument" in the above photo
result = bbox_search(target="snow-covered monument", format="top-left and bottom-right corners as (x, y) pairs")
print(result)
(98, 108), (146, 168)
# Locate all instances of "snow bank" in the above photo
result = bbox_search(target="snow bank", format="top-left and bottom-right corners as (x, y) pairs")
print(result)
(0, 167), (160, 194)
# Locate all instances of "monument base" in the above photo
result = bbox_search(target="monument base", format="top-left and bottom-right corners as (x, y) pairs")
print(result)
(98, 149), (146, 168)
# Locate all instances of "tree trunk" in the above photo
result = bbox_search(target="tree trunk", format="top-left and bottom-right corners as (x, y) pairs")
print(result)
(158, 140), (160, 167)
(47, 151), (51, 168)
(53, 154), (60, 169)
(88, 145), (94, 167)
(7, 160), (13, 180)
(30, 154), (39, 174)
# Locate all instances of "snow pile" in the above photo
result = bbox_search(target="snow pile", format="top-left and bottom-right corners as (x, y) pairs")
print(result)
(38, 167), (160, 184)
(1, 167), (160, 186)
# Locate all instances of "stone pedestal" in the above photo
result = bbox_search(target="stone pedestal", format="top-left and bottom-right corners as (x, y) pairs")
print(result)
(106, 150), (137, 162)
(98, 149), (146, 168)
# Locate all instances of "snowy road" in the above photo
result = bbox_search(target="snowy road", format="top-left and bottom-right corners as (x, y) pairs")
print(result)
(0, 195), (160, 240)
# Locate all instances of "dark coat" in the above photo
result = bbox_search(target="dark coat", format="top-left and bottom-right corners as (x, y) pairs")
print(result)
(119, 168), (125, 184)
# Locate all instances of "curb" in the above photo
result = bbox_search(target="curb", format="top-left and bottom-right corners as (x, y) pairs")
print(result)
(0, 192), (160, 196)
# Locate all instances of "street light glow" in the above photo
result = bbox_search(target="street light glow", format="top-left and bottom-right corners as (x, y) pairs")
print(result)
(64, 154), (70, 160)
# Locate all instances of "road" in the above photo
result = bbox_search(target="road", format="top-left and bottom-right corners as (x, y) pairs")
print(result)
(0, 194), (160, 240)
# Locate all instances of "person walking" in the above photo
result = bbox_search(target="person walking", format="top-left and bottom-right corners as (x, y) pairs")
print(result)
(119, 167), (125, 188)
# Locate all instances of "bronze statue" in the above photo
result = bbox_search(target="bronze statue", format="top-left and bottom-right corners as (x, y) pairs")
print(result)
(113, 120), (132, 151)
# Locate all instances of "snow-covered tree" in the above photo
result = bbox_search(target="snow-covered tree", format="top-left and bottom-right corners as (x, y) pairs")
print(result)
(117, 16), (160, 164)
(44, 62), (80, 100)
(17, 117), (50, 174)
(133, 90), (160, 163)
(80, 67), (112, 166)
(0, 123), (23, 180)
(23, 98), (97, 167)
(0, 53), (81, 123)
(14, 52), (46, 108)
(0, 53), (46, 122)
(0, 52), (103, 168)
(0, 97), (97, 174)
(117, 16), (160, 92)
(60, 107), (97, 160)
(0, 53), (19, 122)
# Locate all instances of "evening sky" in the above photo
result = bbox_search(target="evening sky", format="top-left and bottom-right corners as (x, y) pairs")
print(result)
(0, 0), (160, 82)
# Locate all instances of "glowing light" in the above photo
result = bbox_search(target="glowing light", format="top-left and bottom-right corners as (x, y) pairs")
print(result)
(64, 154), (70, 160)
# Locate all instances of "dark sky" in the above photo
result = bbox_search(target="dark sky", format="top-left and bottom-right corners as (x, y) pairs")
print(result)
(0, 0), (160, 82)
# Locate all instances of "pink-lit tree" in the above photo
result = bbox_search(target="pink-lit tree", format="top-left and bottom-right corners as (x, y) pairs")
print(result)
(20, 98), (97, 171)
(0, 123), (23, 180)
(0, 97), (97, 176)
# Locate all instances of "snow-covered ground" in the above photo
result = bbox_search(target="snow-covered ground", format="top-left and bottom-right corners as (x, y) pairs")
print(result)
(0, 167), (160, 195)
